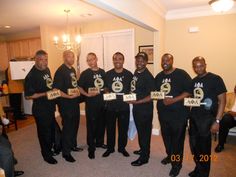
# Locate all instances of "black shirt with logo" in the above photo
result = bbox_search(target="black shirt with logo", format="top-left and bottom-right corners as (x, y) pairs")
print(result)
(131, 68), (155, 112)
(53, 64), (78, 112)
(191, 72), (227, 116)
(155, 68), (192, 114)
(105, 68), (133, 111)
(78, 68), (105, 107)
(24, 66), (55, 114)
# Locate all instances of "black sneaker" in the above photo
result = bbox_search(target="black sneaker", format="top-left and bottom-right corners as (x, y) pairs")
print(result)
(88, 151), (95, 159)
(161, 156), (171, 165)
(215, 144), (224, 153)
(169, 165), (182, 177)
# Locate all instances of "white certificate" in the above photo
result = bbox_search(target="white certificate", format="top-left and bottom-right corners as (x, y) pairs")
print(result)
(103, 93), (117, 101)
(123, 94), (137, 102)
(184, 98), (201, 107)
(151, 91), (165, 100)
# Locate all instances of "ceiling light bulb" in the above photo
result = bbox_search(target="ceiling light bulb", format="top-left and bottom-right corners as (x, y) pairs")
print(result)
(75, 35), (82, 44)
(209, 0), (235, 12)
(4, 25), (11, 28)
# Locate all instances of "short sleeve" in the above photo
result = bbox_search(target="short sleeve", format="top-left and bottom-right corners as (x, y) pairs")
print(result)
(24, 74), (35, 97)
(53, 69), (63, 90)
(146, 71), (155, 93)
(78, 71), (86, 89)
(215, 76), (227, 96)
(182, 70), (192, 94)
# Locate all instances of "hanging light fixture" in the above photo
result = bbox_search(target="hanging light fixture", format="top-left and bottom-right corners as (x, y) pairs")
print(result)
(209, 0), (235, 12)
(53, 9), (81, 51)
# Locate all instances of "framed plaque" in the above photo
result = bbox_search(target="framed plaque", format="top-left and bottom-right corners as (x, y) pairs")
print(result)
(123, 94), (136, 102)
(103, 93), (116, 101)
(184, 98), (201, 107)
(68, 88), (80, 96)
(88, 87), (100, 94)
(151, 91), (165, 100)
(47, 90), (61, 100)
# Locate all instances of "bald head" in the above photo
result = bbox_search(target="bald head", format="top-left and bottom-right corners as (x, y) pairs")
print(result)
(63, 50), (75, 66)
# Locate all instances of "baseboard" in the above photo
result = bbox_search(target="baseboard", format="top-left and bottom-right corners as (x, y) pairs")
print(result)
(152, 128), (160, 136)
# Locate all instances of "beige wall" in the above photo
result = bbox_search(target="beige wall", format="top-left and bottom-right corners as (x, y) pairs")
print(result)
(165, 14), (236, 91)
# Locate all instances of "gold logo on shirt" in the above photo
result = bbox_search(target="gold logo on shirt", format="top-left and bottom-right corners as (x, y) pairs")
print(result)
(112, 81), (123, 93)
(131, 80), (136, 92)
(94, 78), (104, 89)
(160, 82), (171, 95)
(193, 87), (204, 101)
(46, 78), (53, 89)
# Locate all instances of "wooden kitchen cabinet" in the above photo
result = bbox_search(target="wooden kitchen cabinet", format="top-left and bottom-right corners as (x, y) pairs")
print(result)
(0, 42), (9, 71)
(7, 38), (41, 60)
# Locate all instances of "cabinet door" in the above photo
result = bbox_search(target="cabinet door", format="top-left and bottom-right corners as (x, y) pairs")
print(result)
(28, 38), (41, 57)
(0, 42), (9, 71)
(19, 40), (30, 57)
(7, 41), (21, 59)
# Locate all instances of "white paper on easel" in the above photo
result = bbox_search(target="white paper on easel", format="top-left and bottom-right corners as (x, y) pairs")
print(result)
(10, 61), (35, 80)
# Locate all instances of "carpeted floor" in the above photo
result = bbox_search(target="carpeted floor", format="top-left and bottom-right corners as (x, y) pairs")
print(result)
(8, 117), (236, 177)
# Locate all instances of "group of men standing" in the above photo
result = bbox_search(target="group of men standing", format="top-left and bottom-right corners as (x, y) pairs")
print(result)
(24, 49), (227, 177)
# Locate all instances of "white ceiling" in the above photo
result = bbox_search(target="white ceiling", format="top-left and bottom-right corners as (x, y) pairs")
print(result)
(0, 0), (114, 35)
(159, 0), (208, 10)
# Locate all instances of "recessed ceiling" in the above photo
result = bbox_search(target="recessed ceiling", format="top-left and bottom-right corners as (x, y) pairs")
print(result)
(0, 0), (115, 35)
(159, 0), (208, 10)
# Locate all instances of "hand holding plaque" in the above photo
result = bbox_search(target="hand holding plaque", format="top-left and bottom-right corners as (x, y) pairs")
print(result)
(151, 91), (173, 100)
(184, 98), (212, 110)
(47, 89), (61, 100)
(88, 87), (100, 97)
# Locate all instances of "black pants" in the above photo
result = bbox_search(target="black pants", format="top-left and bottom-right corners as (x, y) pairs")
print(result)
(133, 110), (153, 161)
(9, 93), (23, 119)
(106, 110), (129, 152)
(218, 113), (236, 146)
(0, 135), (14, 177)
(159, 111), (187, 167)
(60, 108), (80, 156)
(34, 111), (55, 159)
(86, 103), (105, 152)
(189, 113), (214, 177)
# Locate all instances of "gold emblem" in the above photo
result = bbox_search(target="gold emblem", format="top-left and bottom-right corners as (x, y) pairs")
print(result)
(131, 80), (136, 92)
(71, 75), (77, 88)
(160, 83), (171, 95)
(112, 81), (123, 93)
(193, 87), (204, 101)
(46, 78), (53, 89)
(94, 78), (104, 89)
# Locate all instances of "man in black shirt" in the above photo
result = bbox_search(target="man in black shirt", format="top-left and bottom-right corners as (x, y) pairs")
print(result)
(189, 57), (226, 177)
(24, 50), (57, 164)
(78, 52), (106, 159)
(128, 52), (155, 167)
(103, 52), (133, 158)
(155, 53), (192, 177)
(53, 50), (81, 163)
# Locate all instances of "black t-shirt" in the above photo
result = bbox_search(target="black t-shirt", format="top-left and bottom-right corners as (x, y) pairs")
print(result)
(191, 72), (227, 116)
(131, 68), (155, 112)
(78, 68), (105, 107)
(155, 68), (192, 113)
(105, 68), (133, 111)
(53, 64), (78, 111)
(24, 66), (55, 114)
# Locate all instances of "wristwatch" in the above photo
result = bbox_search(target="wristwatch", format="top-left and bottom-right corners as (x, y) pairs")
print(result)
(215, 119), (220, 124)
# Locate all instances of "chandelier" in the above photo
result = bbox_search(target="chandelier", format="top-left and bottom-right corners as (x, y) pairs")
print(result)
(53, 9), (81, 51)
(209, 0), (235, 12)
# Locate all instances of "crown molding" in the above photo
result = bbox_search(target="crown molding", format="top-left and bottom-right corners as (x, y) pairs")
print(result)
(166, 5), (236, 20)
(141, 0), (167, 18)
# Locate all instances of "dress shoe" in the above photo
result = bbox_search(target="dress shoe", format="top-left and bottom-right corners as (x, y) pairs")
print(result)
(133, 149), (142, 155)
(188, 170), (198, 177)
(161, 156), (171, 165)
(102, 149), (115, 157)
(63, 154), (76, 163)
(14, 170), (24, 176)
(71, 146), (83, 152)
(215, 144), (224, 153)
(44, 156), (58, 164)
(131, 158), (148, 166)
(96, 144), (107, 149)
(88, 151), (95, 159)
(169, 165), (182, 177)
(118, 149), (130, 157)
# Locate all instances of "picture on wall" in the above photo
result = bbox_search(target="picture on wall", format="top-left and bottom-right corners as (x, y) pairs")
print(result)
(138, 45), (153, 64)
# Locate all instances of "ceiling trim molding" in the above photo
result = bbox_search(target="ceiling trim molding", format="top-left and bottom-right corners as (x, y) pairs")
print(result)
(166, 5), (236, 20)
(141, 0), (167, 18)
